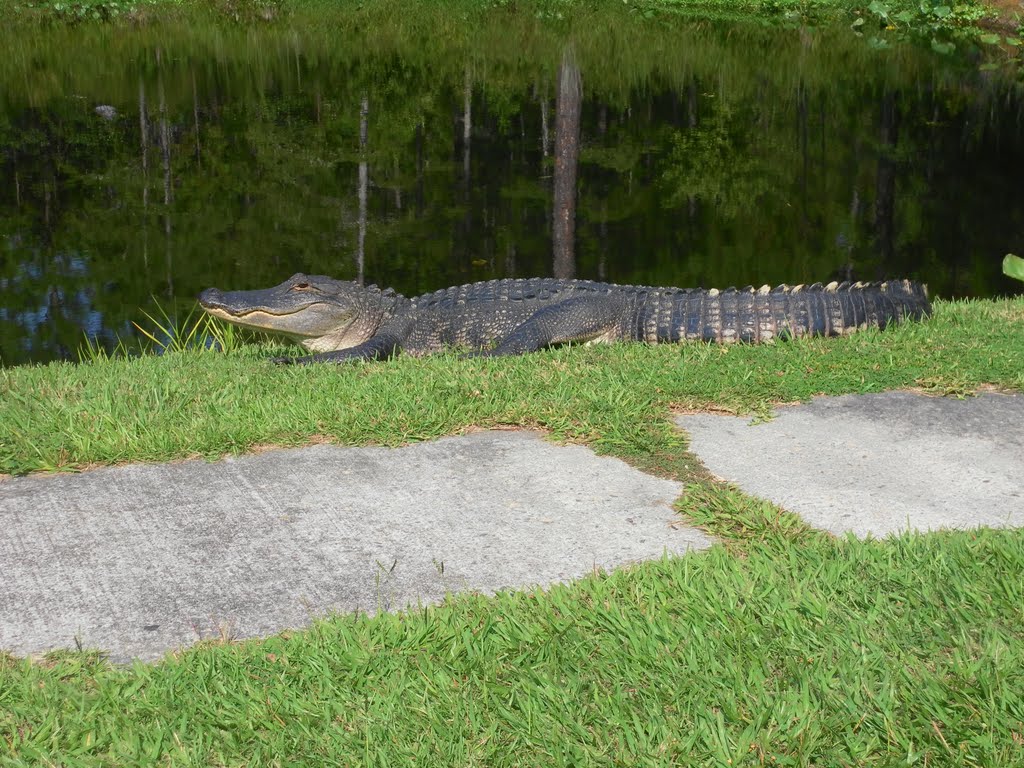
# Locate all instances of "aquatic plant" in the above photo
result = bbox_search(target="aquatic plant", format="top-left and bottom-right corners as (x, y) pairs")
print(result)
(1004, 254), (1024, 283)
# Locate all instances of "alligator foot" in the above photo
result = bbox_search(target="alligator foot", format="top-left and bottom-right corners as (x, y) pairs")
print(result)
(271, 354), (350, 365)
(271, 342), (399, 364)
(460, 349), (500, 359)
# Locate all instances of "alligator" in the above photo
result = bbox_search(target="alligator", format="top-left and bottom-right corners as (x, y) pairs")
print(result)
(198, 274), (932, 364)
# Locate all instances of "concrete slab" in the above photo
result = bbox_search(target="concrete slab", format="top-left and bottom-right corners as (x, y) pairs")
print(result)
(0, 431), (707, 662)
(676, 392), (1024, 538)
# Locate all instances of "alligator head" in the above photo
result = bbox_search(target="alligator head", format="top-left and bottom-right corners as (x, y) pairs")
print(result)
(198, 273), (401, 353)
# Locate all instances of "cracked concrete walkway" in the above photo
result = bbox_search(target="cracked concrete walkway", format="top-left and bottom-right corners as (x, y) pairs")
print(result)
(0, 431), (706, 662)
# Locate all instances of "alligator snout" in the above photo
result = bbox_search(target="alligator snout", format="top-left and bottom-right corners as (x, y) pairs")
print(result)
(197, 287), (224, 308)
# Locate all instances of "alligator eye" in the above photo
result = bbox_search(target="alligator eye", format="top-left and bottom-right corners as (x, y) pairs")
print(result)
(291, 282), (310, 291)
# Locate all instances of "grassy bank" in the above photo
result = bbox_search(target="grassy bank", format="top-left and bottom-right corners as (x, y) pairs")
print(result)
(2, 0), (1020, 54)
(2, 297), (1021, 476)
(1, 297), (1023, 765)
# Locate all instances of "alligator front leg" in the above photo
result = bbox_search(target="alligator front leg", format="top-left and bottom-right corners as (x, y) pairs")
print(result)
(272, 336), (396, 364)
(274, 320), (413, 364)
(468, 294), (628, 357)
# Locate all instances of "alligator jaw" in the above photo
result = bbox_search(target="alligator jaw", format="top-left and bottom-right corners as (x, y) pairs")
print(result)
(201, 304), (362, 352)
(200, 302), (328, 328)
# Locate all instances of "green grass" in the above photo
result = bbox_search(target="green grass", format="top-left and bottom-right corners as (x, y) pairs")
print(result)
(2, 530), (1023, 765)
(1, 297), (1023, 765)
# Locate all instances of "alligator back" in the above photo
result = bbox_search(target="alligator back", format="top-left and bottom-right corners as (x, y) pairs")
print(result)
(406, 277), (930, 348)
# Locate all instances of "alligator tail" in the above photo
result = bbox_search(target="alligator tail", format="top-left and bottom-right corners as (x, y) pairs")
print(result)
(642, 280), (931, 343)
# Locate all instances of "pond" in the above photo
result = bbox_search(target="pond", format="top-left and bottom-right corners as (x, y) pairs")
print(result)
(1, 19), (1022, 365)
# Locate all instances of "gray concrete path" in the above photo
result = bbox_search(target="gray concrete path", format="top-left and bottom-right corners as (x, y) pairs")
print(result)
(0, 431), (706, 662)
(676, 391), (1024, 538)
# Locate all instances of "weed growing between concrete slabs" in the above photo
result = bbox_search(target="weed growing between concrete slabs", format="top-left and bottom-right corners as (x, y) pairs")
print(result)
(1, 528), (1023, 764)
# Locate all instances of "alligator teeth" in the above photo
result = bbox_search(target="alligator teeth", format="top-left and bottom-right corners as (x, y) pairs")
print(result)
(758, 285), (771, 294)
(825, 281), (839, 291)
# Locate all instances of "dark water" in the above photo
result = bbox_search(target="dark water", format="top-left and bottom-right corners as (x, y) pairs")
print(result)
(1, 22), (1022, 366)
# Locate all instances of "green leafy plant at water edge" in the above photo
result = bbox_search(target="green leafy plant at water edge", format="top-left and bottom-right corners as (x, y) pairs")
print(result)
(979, 31), (1023, 47)
(1005, 254), (1024, 283)
(853, 0), (992, 53)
